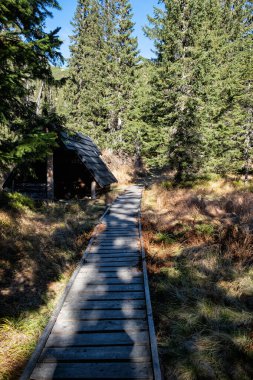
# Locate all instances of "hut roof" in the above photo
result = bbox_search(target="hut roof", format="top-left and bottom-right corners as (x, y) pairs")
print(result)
(60, 131), (117, 187)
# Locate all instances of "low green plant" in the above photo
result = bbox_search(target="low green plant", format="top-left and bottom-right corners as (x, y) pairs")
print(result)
(195, 223), (215, 236)
(161, 180), (173, 190)
(155, 232), (176, 244)
(0, 191), (34, 211)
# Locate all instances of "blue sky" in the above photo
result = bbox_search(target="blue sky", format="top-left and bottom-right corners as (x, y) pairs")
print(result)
(46, 0), (159, 63)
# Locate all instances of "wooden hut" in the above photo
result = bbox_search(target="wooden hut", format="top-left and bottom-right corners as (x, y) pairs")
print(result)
(3, 131), (117, 200)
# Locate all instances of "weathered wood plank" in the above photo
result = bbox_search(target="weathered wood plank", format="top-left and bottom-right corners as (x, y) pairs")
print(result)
(86, 256), (140, 263)
(46, 331), (149, 347)
(75, 270), (142, 279)
(89, 248), (140, 254)
(70, 284), (143, 293)
(85, 261), (140, 268)
(31, 362), (153, 379)
(57, 308), (146, 321)
(52, 319), (148, 334)
(88, 251), (140, 256)
(66, 292), (145, 301)
(62, 299), (146, 310)
(40, 345), (151, 363)
(74, 277), (143, 285)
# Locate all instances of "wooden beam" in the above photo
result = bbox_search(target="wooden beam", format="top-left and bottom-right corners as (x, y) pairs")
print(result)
(47, 154), (54, 200)
(91, 180), (96, 199)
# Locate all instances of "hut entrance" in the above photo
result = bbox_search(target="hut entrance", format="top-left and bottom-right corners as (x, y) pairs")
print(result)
(53, 149), (93, 199)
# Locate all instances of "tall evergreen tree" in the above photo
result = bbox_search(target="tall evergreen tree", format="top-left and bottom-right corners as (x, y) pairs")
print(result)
(207, 0), (253, 176)
(103, 0), (139, 140)
(66, 0), (139, 148)
(146, 0), (212, 181)
(0, 0), (63, 168)
(66, 0), (106, 142)
(146, 0), (253, 180)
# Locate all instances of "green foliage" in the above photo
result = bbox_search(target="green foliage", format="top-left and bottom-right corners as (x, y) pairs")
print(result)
(195, 223), (215, 237)
(0, 0), (63, 168)
(155, 232), (176, 244)
(65, 0), (140, 151)
(145, 0), (253, 180)
(0, 192), (34, 212)
(161, 180), (173, 190)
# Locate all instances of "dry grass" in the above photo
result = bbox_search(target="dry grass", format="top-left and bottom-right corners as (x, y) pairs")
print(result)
(0, 189), (120, 380)
(142, 178), (253, 380)
(102, 149), (136, 185)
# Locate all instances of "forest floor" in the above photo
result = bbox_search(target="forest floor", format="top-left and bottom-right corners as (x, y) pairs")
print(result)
(142, 177), (253, 380)
(0, 186), (121, 380)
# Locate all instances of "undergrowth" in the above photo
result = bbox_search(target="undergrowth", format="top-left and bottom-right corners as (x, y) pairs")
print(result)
(142, 178), (253, 380)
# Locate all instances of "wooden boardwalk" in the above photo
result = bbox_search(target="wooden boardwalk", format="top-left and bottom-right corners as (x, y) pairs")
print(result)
(21, 186), (161, 380)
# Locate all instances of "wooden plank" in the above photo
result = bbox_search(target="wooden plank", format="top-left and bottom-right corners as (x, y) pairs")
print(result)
(79, 266), (142, 273)
(62, 299), (146, 310)
(52, 319), (148, 334)
(66, 292), (145, 301)
(31, 362), (153, 379)
(57, 309), (146, 321)
(70, 284), (144, 293)
(76, 270), (142, 278)
(74, 277), (143, 285)
(90, 247), (140, 256)
(46, 331), (149, 347)
(87, 252), (140, 257)
(40, 345), (151, 363)
(84, 261), (140, 267)
(86, 256), (140, 263)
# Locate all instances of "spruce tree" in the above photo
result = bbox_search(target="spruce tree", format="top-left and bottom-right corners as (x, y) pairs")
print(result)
(146, 0), (253, 180)
(66, 0), (139, 149)
(146, 0), (211, 181)
(207, 0), (253, 176)
(66, 0), (107, 142)
(103, 0), (139, 142)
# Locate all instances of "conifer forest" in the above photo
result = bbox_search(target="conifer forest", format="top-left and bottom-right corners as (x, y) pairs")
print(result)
(0, 1), (253, 380)
(0, 0), (252, 181)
